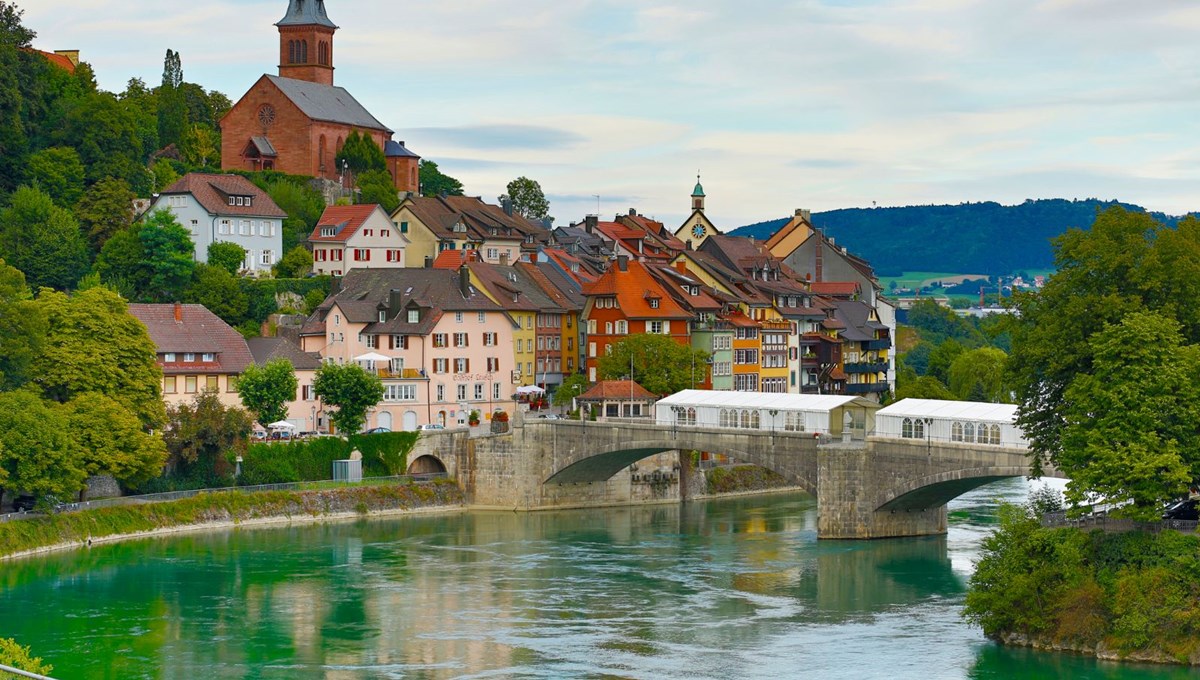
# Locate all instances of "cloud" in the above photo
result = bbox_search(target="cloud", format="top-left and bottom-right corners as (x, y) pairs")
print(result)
(407, 125), (586, 151)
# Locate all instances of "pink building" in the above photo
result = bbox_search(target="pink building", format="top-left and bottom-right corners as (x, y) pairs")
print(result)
(300, 267), (518, 430)
(246, 336), (323, 431)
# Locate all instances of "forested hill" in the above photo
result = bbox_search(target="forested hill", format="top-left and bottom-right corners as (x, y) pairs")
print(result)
(730, 199), (1192, 276)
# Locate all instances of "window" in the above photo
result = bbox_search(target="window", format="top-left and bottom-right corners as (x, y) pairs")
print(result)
(303, 385), (313, 401)
(390, 335), (408, 350)
(384, 384), (417, 401)
(386, 249), (402, 262)
(487, 357), (500, 372)
(538, 336), (546, 351)
(457, 384), (467, 401)
(902, 418), (926, 440)
(486, 248), (499, 260)
(455, 311), (464, 323)
(164, 376), (177, 393)
(260, 250), (273, 266)
(364, 335), (378, 349)
(240, 220), (250, 236)
(183, 353), (196, 362)
(964, 422), (975, 443)
(433, 358), (449, 374)
(478, 312), (486, 323)
(493, 383), (501, 399)
(951, 422), (964, 442)
(185, 376), (198, 393)
(382, 229), (390, 238)
(616, 320), (628, 335)
(436, 384), (446, 402)
(163, 352), (176, 362)
(320, 227), (336, 237)
(400, 221), (409, 233)
(734, 349), (759, 365)
(989, 424), (1002, 445)
(649, 298), (660, 309)
(474, 383), (484, 400)
(201, 353), (215, 362)
(206, 375), (220, 391)
(433, 333), (448, 348)
(649, 321), (663, 334)
(220, 220), (231, 235)
(588, 342), (596, 357)
(454, 358), (470, 373)
(483, 332), (497, 346)
(353, 249), (370, 261)
(453, 333), (469, 347)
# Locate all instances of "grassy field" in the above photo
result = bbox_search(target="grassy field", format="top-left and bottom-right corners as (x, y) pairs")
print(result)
(880, 271), (989, 291)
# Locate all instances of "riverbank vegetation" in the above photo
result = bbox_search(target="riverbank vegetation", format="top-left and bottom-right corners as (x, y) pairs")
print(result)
(964, 503), (1200, 664)
(0, 637), (52, 677)
(706, 465), (790, 495)
(0, 479), (461, 560)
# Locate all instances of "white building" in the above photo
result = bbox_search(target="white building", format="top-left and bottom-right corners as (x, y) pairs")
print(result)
(873, 399), (1027, 448)
(654, 389), (880, 439)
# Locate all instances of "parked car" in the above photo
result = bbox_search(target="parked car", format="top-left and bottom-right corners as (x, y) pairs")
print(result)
(418, 423), (445, 431)
(537, 414), (562, 420)
(364, 427), (391, 434)
(12, 495), (36, 512)
(1163, 499), (1198, 521)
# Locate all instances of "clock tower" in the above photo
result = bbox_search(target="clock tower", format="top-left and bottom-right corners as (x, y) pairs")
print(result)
(675, 175), (719, 247)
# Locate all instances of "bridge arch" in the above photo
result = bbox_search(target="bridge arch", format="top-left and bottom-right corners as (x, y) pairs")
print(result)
(877, 466), (1035, 512)
(407, 454), (448, 476)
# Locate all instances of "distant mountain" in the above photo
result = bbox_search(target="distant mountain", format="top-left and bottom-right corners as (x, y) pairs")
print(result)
(730, 199), (1192, 276)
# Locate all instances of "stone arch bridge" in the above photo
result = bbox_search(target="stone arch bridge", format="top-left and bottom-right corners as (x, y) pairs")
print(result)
(412, 420), (1059, 539)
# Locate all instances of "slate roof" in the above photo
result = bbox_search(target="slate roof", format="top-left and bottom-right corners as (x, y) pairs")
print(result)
(249, 136), (278, 157)
(833, 300), (888, 343)
(246, 336), (322, 370)
(276, 0), (337, 28)
(577, 380), (658, 402)
(128, 303), (254, 375)
(265, 75), (391, 132)
(159, 173), (287, 219)
(384, 139), (420, 158)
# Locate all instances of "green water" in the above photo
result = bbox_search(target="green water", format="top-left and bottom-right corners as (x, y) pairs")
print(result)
(0, 481), (1193, 679)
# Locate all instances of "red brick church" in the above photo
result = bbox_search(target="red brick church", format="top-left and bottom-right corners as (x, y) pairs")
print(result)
(219, 0), (419, 192)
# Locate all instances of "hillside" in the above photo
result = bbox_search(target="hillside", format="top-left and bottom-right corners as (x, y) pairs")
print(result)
(731, 199), (1192, 276)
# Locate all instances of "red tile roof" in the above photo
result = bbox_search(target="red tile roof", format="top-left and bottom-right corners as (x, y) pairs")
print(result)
(128, 303), (253, 375)
(23, 48), (76, 73)
(431, 249), (470, 269)
(578, 380), (657, 401)
(582, 260), (692, 320)
(810, 281), (861, 297)
(160, 173), (287, 219)
(309, 204), (387, 243)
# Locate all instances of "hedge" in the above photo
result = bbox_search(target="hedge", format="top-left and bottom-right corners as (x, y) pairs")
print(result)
(239, 432), (419, 485)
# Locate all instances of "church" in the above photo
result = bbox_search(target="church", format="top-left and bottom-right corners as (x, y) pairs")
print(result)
(219, 0), (419, 193)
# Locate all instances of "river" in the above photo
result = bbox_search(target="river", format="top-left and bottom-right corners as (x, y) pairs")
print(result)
(0, 480), (1194, 679)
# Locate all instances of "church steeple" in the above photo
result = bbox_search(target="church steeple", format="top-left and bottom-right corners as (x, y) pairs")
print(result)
(691, 172), (706, 212)
(277, 0), (337, 86)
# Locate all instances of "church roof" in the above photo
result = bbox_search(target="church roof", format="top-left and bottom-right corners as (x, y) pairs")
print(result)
(276, 0), (338, 29)
(384, 139), (420, 158)
(265, 74), (391, 132)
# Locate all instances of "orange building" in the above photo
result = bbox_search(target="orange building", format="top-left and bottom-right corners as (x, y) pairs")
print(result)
(220, 0), (419, 192)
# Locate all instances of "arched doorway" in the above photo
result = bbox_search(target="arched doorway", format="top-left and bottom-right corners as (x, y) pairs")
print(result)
(437, 411), (447, 426)
(377, 411), (392, 431)
(407, 455), (447, 476)
(402, 410), (417, 431)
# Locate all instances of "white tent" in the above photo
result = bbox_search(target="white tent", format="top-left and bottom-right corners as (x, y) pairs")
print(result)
(874, 398), (1026, 447)
(515, 385), (545, 395)
(653, 389), (879, 437)
(268, 420), (297, 430)
(354, 352), (392, 363)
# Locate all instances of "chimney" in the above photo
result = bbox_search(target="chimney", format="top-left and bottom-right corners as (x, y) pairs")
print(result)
(814, 231), (824, 282)
(501, 195), (514, 217)
(173, 302), (183, 323)
(616, 255), (628, 272)
(530, 252), (538, 264)
(424, 255), (433, 268)
(499, 252), (509, 266)
(675, 261), (688, 274)
(585, 215), (597, 234)
(458, 265), (471, 297)
(54, 49), (80, 66)
(628, 208), (637, 216)
(389, 289), (403, 317)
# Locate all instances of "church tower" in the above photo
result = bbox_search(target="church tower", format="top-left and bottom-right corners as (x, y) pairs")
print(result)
(692, 174), (706, 212)
(277, 0), (337, 86)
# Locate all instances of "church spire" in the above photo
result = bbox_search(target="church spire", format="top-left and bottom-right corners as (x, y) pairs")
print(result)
(692, 172), (705, 212)
(277, 0), (338, 29)
(277, 0), (337, 86)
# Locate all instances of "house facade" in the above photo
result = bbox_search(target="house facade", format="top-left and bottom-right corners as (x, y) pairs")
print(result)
(309, 204), (408, 276)
(246, 336), (323, 431)
(151, 173), (287, 273)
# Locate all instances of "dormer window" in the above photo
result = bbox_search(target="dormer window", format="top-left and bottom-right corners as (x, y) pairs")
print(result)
(407, 309), (419, 323)
(379, 310), (387, 322)
(453, 221), (467, 233)
(202, 353), (215, 362)
(649, 298), (660, 309)
(320, 227), (336, 237)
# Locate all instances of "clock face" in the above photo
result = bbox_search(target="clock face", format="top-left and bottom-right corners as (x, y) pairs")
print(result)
(691, 224), (705, 239)
(257, 104), (276, 129)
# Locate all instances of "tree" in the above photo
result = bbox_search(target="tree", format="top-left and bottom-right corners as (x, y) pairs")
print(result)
(356, 168), (399, 212)
(273, 245), (313, 279)
(60, 392), (168, 492)
(148, 159), (180, 193)
(94, 226), (146, 294)
(58, 90), (148, 192)
(184, 263), (248, 324)
(0, 638), (53, 678)
(263, 178), (325, 252)
(419, 160), (464, 197)
(238, 358), (299, 426)
(180, 123), (218, 168)
(312, 362), (384, 434)
(0, 390), (87, 502)
(504, 176), (550, 221)
(207, 241), (245, 275)
(75, 176), (135, 253)
(926, 338), (966, 385)
(947, 347), (1008, 402)
(893, 375), (956, 401)
(597, 334), (709, 395)
(157, 49), (186, 149)
(32, 287), (166, 429)
(552, 373), (590, 408)
(25, 146), (85, 207)
(163, 390), (252, 483)
(0, 185), (89, 290)
(1059, 312), (1200, 518)
(137, 209), (196, 302)
(335, 129), (385, 173)
(0, 2), (35, 48)
(0, 258), (46, 391)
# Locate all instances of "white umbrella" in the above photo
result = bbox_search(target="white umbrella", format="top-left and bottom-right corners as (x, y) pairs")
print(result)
(354, 352), (392, 363)
(268, 420), (297, 430)
(515, 385), (545, 395)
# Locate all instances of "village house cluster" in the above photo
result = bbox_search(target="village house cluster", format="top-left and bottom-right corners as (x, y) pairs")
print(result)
(131, 0), (896, 432)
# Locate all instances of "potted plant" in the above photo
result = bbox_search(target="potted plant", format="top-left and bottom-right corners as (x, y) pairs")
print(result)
(468, 409), (480, 426)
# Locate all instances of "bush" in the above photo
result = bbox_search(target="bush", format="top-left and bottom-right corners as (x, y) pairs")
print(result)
(236, 432), (419, 485)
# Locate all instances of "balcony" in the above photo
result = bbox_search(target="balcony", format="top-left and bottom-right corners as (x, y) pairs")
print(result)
(376, 368), (427, 380)
(691, 320), (734, 332)
(843, 361), (888, 375)
(846, 381), (889, 395)
(865, 338), (891, 351)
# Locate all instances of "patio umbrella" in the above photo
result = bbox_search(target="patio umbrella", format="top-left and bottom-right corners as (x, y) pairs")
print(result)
(353, 352), (392, 363)
(268, 420), (297, 430)
(515, 385), (545, 394)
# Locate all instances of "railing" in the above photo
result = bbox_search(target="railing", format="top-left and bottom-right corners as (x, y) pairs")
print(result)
(0, 663), (56, 679)
(0, 474), (448, 521)
(376, 368), (427, 380)
(843, 361), (888, 375)
(1042, 512), (1199, 534)
(845, 382), (889, 394)
(865, 339), (891, 351)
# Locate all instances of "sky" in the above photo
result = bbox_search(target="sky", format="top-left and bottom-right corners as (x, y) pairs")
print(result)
(21, 0), (1200, 229)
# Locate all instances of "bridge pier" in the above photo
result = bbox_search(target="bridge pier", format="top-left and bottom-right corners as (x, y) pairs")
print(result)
(817, 446), (947, 539)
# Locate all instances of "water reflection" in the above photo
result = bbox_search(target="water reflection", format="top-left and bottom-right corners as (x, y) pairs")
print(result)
(0, 484), (1184, 679)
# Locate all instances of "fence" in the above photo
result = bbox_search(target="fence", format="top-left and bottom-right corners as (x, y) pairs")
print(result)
(1041, 512), (1199, 534)
(0, 473), (446, 522)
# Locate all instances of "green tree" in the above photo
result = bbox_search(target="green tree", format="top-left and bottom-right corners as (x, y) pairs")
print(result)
(1059, 312), (1200, 518)
(117, 76), (159, 160)
(138, 209), (196, 302)
(926, 338), (965, 385)
(419, 160), (464, 197)
(356, 168), (399, 212)
(947, 347), (1008, 402)
(597, 334), (709, 395)
(0, 185), (89, 290)
(207, 241), (245, 275)
(893, 375), (956, 401)
(273, 245), (313, 279)
(60, 392), (168, 492)
(163, 390), (252, 483)
(94, 226), (146, 294)
(312, 362), (384, 434)
(157, 49), (186, 149)
(58, 90), (148, 192)
(0, 258), (46, 391)
(32, 287), (166, 429)
(335, 129), (385, 173)
(504, 176), (550, 220)
(180, 122), (218, 168)
(184, 263), (248, 324)
(76, 176), (135, 253)
(0, 638), (53, 677)
(0, 389), (87, 502)
(25, 146), (84, 207)
(149, 159), (180, 193)
(552, 373), (590, 408)
(0, 2), (33, 195)
(263, 178), (325, 252)
(238, 358), (299, 426)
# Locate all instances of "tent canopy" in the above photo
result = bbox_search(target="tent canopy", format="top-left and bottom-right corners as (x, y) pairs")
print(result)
(268, 420), (296, 429)
(354, 352), (392, 363)
(515, 385), (545, 395)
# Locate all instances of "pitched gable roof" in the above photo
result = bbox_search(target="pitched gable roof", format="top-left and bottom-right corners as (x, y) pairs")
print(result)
(582, 260), (692, 320)
(264, 74), (391, 132)
(246, 336), (322, 370)
(128, 303), (254, 374)
(160, 173), (287, 219)
(578, 379), (658, 401)
(309, 204), (392, 243)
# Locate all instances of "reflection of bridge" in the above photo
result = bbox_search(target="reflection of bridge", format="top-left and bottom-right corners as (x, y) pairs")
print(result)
(414, 418), (1058, 540)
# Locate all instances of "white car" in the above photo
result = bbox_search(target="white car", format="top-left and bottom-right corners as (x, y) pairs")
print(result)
(418, 423), (446, 431)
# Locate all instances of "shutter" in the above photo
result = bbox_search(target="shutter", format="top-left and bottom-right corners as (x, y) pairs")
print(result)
(663, 320), (670, 334)
(388, 335), (394, 349)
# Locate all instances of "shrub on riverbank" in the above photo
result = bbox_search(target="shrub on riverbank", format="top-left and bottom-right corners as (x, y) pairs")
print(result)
(0, 479), (461, 560)
(964, 503), (1200, 664)
(0, 637), (52, 677)
(707, 465), (790, 495)
(239, 431), (419, 485)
